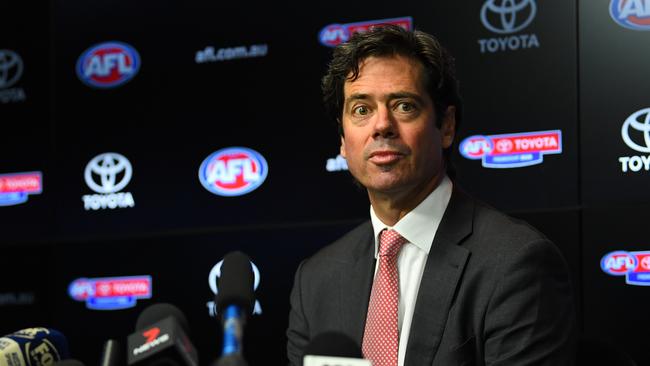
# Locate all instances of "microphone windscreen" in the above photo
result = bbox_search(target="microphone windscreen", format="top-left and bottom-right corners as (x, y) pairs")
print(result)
(1, 328), (70, 366)
(135, 303), (191, 336)
(304, 331), (363, 358)
(215, 251), (255, 314)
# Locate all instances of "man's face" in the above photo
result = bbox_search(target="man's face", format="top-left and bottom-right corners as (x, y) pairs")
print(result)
(340, 55), (455, 197)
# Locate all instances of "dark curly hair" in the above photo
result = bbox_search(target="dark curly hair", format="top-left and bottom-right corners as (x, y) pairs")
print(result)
(321, 24), (462, 173)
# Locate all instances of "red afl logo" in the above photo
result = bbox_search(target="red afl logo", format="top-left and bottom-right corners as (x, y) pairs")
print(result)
(198, 147), (268, 197)
(459, 136), (493, 159)
(610, 0), (650, 30)
(601, 251), (637, 275)
(318, 24), (350, 47)
(76, 41), (140, 88)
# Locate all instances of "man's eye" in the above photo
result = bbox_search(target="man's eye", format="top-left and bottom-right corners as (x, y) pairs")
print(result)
(396, 102), (415, 112)
(353, 106), (369, 116)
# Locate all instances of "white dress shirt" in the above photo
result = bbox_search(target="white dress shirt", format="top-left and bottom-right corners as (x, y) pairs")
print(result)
(369, 175), (453, 366)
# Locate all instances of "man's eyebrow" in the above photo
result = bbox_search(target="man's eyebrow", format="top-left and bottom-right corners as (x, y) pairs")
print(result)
(344, 93), (369, 105)
(387, 92), (425, 103)
(344, 92), (426, 106)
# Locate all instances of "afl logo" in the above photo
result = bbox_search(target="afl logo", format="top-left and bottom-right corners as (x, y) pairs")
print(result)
(319, 24), (350, 47)
(601, 251), (637, 276)
(610, 0), (650, 30)
(318, 17), (413, 47)
(459, 136), (493, 159)
(198, 147), (268, 197)
(77, 41), (141, 88)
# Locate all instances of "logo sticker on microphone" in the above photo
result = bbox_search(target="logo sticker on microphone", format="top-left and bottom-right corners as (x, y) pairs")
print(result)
(459, 130), (562, 168)
(304, 356), (371, 366)
(206, 259), (262, 317)
(601, 250), (650, 286)
(6, 328), (68, 365)
(199, 147), (268, 197)
(77, 41), (140, 88)
(143, 328), (160, 343)
(610, 0), (650, 30)
(133, 327), (170, 356)
(68, 275), (152, 310)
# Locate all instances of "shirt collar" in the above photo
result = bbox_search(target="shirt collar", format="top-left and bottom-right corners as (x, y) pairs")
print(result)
(369, 175), (453, 258)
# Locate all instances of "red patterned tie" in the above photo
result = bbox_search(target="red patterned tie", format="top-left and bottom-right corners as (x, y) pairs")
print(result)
(362, 229), (407, 366)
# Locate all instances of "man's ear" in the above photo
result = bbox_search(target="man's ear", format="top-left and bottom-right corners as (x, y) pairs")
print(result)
(441, 106), (456, 149)
(340, 135), (347, 158)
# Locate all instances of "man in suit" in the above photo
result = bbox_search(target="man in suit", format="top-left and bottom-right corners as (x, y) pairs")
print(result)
(287, 25), (576, 366)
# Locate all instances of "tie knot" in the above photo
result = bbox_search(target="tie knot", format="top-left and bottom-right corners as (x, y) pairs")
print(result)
(379, 229), (406, 257)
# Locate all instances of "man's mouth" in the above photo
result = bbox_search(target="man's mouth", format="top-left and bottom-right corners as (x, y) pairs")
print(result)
(368, 150), (404, 164)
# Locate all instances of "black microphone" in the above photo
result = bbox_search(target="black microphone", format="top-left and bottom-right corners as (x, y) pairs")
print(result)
(0, 327), (70, 366)
(126, 303), (198, 366)
(303, 332), (370, 366)
(214, 251), (255, 366)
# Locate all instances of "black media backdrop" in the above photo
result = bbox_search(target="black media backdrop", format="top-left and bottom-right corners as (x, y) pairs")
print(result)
(1, 0), (649, 364)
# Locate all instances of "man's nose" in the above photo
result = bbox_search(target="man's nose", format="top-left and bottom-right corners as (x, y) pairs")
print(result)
(372, 106), (397, 138)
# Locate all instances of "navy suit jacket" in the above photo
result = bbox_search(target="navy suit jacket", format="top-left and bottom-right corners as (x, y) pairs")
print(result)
(287, 188), (576, 366)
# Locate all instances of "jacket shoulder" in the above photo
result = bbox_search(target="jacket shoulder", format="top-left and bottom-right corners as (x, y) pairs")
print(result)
(302, 220), (373, 268)
(473, 200), (549, 243)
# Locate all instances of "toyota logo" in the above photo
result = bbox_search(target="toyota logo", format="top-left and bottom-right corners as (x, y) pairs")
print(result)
(84, 152), (133, 194)
(480, 0), (537, 34)
(621, 108), (650, 153)
(0, 50), (23, 90)
(496, 139), (513, 153)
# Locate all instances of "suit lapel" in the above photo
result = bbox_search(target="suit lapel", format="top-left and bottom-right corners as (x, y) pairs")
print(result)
(339, 223), (376, 347)
(405, 188), (474, 366)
